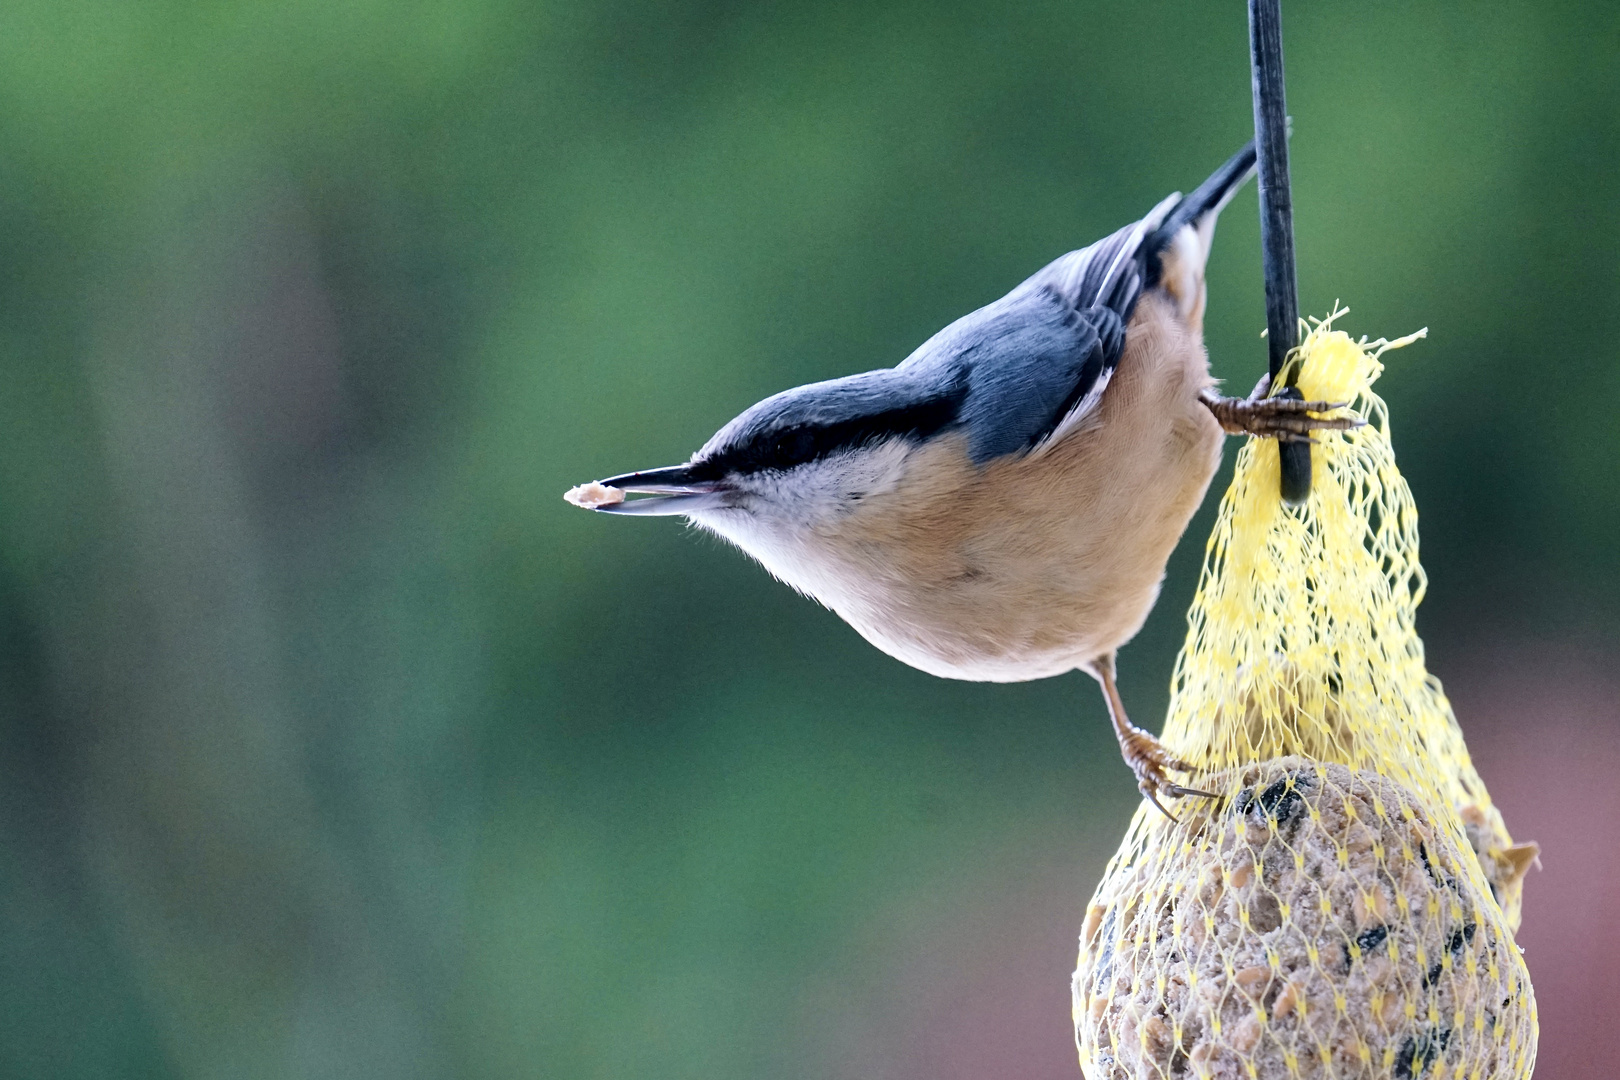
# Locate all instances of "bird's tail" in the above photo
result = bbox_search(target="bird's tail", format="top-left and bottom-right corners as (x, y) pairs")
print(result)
(1148, 141), (1258, 252)
(1024, 141), (1259, 329)
(1144, 141), (1258, 330)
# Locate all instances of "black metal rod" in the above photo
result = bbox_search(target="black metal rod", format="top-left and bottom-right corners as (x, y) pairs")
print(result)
(1248, 0), (1311, 504)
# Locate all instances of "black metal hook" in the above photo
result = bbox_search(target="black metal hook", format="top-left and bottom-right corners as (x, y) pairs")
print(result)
(1248, 0), (1311, 506)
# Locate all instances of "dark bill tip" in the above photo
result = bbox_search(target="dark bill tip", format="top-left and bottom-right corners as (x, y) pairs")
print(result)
(597, 465), (715, 494)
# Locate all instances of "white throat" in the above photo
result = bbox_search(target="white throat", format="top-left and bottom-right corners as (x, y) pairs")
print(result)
(686, 437), (915, 596)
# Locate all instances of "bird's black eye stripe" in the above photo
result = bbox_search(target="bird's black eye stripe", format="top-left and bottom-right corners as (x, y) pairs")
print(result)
(772, 429), (819, 468)
(702, 393), (963, 477)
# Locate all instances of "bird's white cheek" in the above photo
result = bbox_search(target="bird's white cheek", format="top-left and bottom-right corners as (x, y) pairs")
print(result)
(686, 440), (916, 598)
(757, 441), (914, 529)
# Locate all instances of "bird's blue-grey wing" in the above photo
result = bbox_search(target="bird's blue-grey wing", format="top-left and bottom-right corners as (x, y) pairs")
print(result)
(897, 199), (1177, 464)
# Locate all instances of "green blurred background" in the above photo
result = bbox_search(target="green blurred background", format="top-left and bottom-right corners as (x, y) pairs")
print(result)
(1, 1), (1616, 1077)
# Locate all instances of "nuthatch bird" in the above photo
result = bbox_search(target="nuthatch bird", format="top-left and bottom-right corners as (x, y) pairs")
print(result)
(565, 143), (1356, 817)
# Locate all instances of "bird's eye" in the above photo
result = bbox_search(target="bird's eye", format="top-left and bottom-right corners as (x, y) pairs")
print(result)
(770, 429), (817, 469)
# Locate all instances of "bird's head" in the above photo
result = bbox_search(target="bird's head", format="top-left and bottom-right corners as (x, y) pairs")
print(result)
(566, 370), (964, 549)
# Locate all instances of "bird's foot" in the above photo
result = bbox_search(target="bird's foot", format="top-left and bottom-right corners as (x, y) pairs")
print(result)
(1119, 729), (1213, 821)
(1200, 375), (1363, 443)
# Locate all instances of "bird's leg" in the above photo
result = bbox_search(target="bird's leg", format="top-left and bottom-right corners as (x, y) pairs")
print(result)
(1086, 652), (1213, 821)
(1200, 372), (1363, 443)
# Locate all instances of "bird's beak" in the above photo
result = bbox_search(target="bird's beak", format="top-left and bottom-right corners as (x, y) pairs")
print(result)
(565, 465), (732, 516)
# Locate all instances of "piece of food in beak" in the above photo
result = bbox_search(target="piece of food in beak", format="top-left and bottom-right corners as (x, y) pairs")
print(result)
(563, 481), (626, 509)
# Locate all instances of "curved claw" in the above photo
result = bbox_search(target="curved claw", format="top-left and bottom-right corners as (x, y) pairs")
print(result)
(1138, 764), (1215, 819)
(1142, 784), (1180, 822)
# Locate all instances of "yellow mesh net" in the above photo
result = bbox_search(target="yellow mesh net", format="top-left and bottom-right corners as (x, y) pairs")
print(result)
(1073, 313), (1539, 1080)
